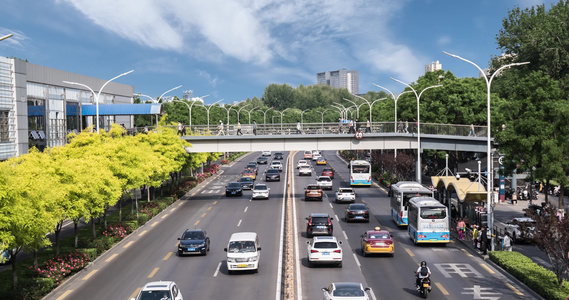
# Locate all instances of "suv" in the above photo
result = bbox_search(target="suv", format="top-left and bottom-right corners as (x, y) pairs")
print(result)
(316, 176), (333, 190)
(131, 281), (183, 300)
(225, 182), (243, 197)
(265, 169), (281, 181)
(335, 187), (355, 203)
(299, 165), (312, 176)
(306, 213), (334, 238)
(262, 150), (271, 156)
(306, 236), (343, 268)
(297, 160), (309, 168)
(274, 152), (284, 159)
(177, 229), (210, 256)
(257, 156), (268, 164)
(270, 161), (283, 171)
(238, 176), (254, 190)
(305, 184), (323, 201)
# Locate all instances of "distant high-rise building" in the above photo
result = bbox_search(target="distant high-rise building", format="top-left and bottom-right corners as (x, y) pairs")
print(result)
(316, 69), (359, 94)
(183, 90), (194, 100)
(425, 61), (442, 73)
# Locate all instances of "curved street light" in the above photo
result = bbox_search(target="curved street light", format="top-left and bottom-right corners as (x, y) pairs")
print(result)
(172, 99), (191, 129)
(232, 104), (250, 123)
(64, 70), (134, 133)
(221, 103), (238, 127)
(354, 95), (387, 123)
(318, 109), (329, 132)
(279, 108), (291, 133)
(443, 51), (529, 250)
(0, 34), (13, 42)
(332, 103), (348, 119)
(372, 84), (412, 132)
(262, 107), (273, 125)
(245, 106), (259, 124)
(205, 99), (223, 129)
(343, 98), (360, 118)
(300, 109), (309, 125)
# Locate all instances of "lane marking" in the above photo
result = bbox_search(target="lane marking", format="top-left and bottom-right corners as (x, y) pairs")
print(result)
(505, 282), (524, 295)
(194, 220), (200, 226)
(479, 263), (495, 274)
(151, 222), (159, 227)
(138, 230), (148, 237)
(434, 282), (449, 295)
(368, 287), (378, 300)
(147, 267), (159, 278)
(201, 213), (207, 217)
(404, 247), (415, 257)
(353, 253), (361, 267)
(129, 288), (141, 300)
(461, 248), (473, 257)
(335, 214), (340, 222)
(178, 202), (183, 206)
(171, 207), (177, 212)
(213, 262), (222, 277)
(105, 254), (117, 262)
(342, 230), (348, 240)
(161, 214), (168, 219)
(56, 290), (73, 300)
(123, 241), (134, 248)
(213, 201), (218, 205)
(207, 206), (213, 210)
(329, 203), (333, 208)
(237, 219), (242, 227)
(244, 206), (248, 212)
(82, 270), (98, 280)
(163, 252), (173, 260)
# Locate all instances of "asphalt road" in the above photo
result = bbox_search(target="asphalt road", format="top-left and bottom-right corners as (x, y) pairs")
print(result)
(44, 150), (540, 300)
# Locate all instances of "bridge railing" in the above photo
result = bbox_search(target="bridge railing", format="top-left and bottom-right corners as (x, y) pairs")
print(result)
(130, 122), (487, 137)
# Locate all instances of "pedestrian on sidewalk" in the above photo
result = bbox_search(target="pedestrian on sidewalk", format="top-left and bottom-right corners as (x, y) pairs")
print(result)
(457, 218), (466, 240)
(502, 233), (512, 251)
(472, 225), (479, 248)
(480, 226), (489, 255)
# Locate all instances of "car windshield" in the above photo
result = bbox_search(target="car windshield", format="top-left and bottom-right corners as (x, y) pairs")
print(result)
(313, 242), (338, 249)
(182, 231), (204, 240)
(228, 241), (256, 253)
(350, 204), (367, 210)
(228, 183), (241, 188)
(333, 289), (364, 297)
(275, 152), (283, 156)
(307, 185), (320, 190)
(139, 290), (171, 300)
(254, 185), (268, 191)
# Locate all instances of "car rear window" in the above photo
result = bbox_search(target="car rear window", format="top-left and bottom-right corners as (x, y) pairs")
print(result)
(339, 188), (353, 193)
(313, 242), (338, 248)
(311, 217), (329, 224)
(267, 169), (279, 174)
(318, 177), (331, 182)
(307, 185), (321, 190)
(333, 289), (364, 297)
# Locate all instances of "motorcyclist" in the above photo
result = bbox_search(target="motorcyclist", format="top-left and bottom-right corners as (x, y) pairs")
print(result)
(415, 261), (431, 291)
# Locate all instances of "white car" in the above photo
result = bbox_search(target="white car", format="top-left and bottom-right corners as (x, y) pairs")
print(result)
(252, 184), (270, 200)
(504, 217), (536, 243)
(299, 165), (312, 176)
(322, 282), (370, 300)
(297, 160), (309, 168)
(262, 150), (271, 156)
(306, 236), (343, 267)
(270, 161), (283, 171)
(316, 176), (333, 190)
(312, 153), (322, 161)
(131, 281), (183, 300)
(335, 187), (356, 203)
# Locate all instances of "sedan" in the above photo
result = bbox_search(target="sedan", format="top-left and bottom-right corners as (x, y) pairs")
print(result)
(238, 176), (254, 190)
(335, 187), (355, 203)
(262, 150), (271, 156)
(132, 281), (183, 300)
(252, 184), (270, 200)
(321, 168), (334, 179)
(265, 169), (281, 181)
(316, 157), (327, 165)
(361, 228), (394, 256)
(345, 203), (370, 222)
(257, 156), (268, 164)
(322, 282), (370, 300)
(270, 161), (283, 171)
(177, 229), (210, 256)
(316, 176), (333, 190)
(242, 169), (256, 180)
(225, 182), (243, 197)
(274, 152), (284, 159)
(306, 236), (342, 267)
(299, 165), (312, 176)
(297, 160), (309, 168)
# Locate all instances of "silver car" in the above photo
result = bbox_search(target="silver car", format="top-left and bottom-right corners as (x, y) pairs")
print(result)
(335, 187), (355, 203)
(316, 176), (333, 190)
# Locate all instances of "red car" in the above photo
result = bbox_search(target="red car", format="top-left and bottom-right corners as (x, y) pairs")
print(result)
(321, 168), (334, 179)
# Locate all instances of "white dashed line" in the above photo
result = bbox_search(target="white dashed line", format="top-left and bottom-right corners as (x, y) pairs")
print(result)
(213, 262), (221, 277)
(237, 219), (242, 227)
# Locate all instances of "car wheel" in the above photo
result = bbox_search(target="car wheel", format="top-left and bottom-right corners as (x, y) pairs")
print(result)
(362, 249), (368, 257)
(202, 250), (207, 256)
(337, 262), (342, 268)
(178, 251), (182, 256)
(307, 233), (312, 238)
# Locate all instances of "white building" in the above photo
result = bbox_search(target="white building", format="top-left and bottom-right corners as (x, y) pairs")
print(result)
(316, 69), (359, 94)
(425, 61), (442, 73)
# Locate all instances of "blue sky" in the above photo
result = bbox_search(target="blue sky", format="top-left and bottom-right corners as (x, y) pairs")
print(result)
(0, 0), (558, 105)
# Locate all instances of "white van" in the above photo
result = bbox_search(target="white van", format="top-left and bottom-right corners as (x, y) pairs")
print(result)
(224, 232), (261, 274)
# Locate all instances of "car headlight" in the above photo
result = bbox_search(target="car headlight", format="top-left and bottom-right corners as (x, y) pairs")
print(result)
(248, 255), (258, 262)
(196, 243), (205, 248)
(227, 257), (236, 262)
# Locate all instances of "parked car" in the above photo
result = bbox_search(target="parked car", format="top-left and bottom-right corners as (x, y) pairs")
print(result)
(316, 176), (333, 190)
(504, 217), (536, 243)
(299, 165), (312, 176)
(238, 176), (254, 190)
(262, 150), (271, 156)
(131, 281), (183, 300)
(322, 282), (370, 300)
(257, 156), (268, 164)
(306, 236), (342, 267)
(305, 184), (323, 201)
(297, 160), (309, 168)
(274, 152), (284, 159)
(345, 203), (370, 222)
(252, 184), (270, 200)
(177, 229), (210, 256)
(225, 182), (243, 197)
(321, 168), (334, 179)
(306, 213), (333, 237)
(270, 161), (283, 171)
(361, 227), (394, 256)
(265, 169), (281, 181)
(335, 187), (355, 203)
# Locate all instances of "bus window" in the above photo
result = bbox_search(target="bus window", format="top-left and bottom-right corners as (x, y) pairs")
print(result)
(420, 208), (446, 219)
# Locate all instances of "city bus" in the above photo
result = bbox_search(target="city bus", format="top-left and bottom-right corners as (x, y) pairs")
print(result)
(389, 181), (433, 226)
(349, 160), (372, 187)
(407, 197), (450, 244)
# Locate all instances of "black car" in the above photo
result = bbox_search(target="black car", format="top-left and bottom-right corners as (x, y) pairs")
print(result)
(257, 156), (268, 164)
(225, 182), (243, 196)
(306, 213), (333, 238)
(177, 229), (210, 256)
(265, 169), (281, 181)
(274, 152), (284, 160)
(238, 176), (254, 190)
(345, 203), (370, 222)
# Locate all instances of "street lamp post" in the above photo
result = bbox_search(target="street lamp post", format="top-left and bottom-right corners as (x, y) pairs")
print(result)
(444, 51), (529, 251)
(263, 107), (273, 125)
(0, 34), (13, 42)
(372, 84), (412, 132)
(233, 104), (250, 123)
(279, 108), (291, 133)
(246, 106), (259, 124)
(332, 103), (348, 119)
(205, 99), (223, 130)
(343, 98), (359, 119)
(318, 109), (329, 133)
(390, 78), (442, 184)
(172, 99), (191, 129)
(157, 85), (182, 103)
(300, 109), (309, 125)
(64, 70), (133, 133)
(222, 103), (238, 127)
(354, 95), (387, 123)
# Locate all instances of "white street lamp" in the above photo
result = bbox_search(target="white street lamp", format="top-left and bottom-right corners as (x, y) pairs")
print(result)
(0, 34), (13, 42)
(221, 103), (238, 127)
(64, 70), (133, 133)
(318, 109), (329, 132)
(279, 108), (291, 133)
(245, 106), (259, 124)
(263, 107), (273, 125)
(300, 109), (309, 125)
(372, 84), (412, 132)
(354, 95), (387, 123)
(172, 99), (191, 129)
(343, 98), (360, 118)
(157, 85), (182, 103)
(390, 78), (442, 183)
(332, 103), (348, 119)
(205, 99), (223, 129)
(232, 104), (250, 123)
(444, 51), (529, 250)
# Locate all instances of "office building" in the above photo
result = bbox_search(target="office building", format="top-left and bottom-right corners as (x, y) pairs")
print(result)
(316, 69), (359, 94)
(425, 61), (442, 73)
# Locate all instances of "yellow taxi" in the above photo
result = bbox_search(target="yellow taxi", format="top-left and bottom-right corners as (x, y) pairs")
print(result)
(361, 227), (394, 256)
(316, 157), (327, 165)
(242, 169), (256, 180)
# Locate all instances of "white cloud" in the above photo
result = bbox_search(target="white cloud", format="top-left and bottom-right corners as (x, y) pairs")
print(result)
(363, 43), (426, 84)
(198, 70), (220, 88)
(437, 36), (452, 47)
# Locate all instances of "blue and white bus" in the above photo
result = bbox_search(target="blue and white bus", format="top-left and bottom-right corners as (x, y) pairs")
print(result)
(349, 160), (372, 187)
(389, 181), (433, 226)
(408, 197), (450, 244)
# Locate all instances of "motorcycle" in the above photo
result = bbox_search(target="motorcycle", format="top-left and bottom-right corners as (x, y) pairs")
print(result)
(417, 276), (431, 298)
